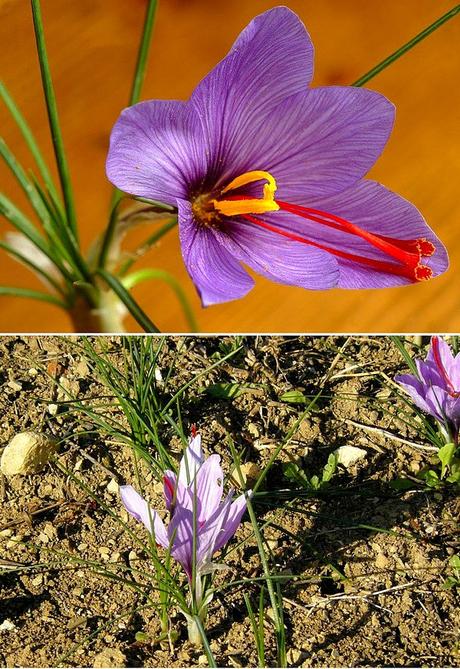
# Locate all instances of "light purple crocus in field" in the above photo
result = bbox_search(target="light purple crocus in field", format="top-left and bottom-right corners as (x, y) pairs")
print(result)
(106, 7), (448, 306)
(396, 336), (460, 442)
(120, 430), (250, 591)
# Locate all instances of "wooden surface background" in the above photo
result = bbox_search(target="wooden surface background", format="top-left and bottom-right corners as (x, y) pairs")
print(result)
(0, 0), (459, 333)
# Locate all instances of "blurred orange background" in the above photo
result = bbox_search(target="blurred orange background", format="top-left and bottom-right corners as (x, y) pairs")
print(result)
(0, 0), (459, 333)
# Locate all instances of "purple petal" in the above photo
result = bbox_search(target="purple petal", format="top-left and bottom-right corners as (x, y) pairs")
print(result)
(449, 357), (460, 392)
(415, 359), (446, 392)
(168, 506), (194, 580)
(195, 491), (234, 567)
(280, 179), (449, 288)
(445, 395), (460, 427)
(178, 200), (254, 306)
(212, 491), (250, 553)
(163, 470), (176, 510)
(194, 454), (224, 523)
(425, 385), (450, 422)
(163, 470), (191, 511)
(251, 86), (394, 202)
(179, 432), (205, 486)
(119, 485), (168, 547)
(395, 374), (436, 417)
(215, 216), (339, 290)
(190, 7), (314, 184)
(106, 100), (204, 205)
(426, 336), (455, 380)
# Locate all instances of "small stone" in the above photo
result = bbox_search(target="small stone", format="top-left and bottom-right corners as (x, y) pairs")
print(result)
(375, 553), (390, 569)
(265, 607), (275, 622)
(198, 654), (208, 666)
(128, 550), (138, 564)
(77, 543), (88, 551)
(107, 478), (119, 495)
(57, 377), (80, 400)
(334, 445), (367, 468)
(239, 462), (261, 485)
(286, 649), (306, 665)
(74, 458), (84, 472)
(0, 432), (58, 476)
(0, 529), (13, 538)
(7, 381), (22, 392)
(43, 522), (56, 539)
(47, 404), (58, 416)
(99, 547), (110, 555)
(267, 539), (278, 551)
(110, 552), (120, 563)
(28, 368), (38, 377)
(247, 422), (259, 438)
(93, 648), (126, 668)
(38, 532), (49, 544)
(31, 574), (43, 586)
(75, 360), (89, 377)
(0, 619), (16, 631)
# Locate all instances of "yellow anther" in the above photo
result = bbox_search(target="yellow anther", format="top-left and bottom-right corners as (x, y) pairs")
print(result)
(212, 170), (279, 217)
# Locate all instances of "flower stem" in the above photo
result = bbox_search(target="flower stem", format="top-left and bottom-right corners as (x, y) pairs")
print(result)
(96, 269), (160, 332)
(30, 0), (78, 241)
(190, 615), (216, 667)
(353, 4), (460, 87)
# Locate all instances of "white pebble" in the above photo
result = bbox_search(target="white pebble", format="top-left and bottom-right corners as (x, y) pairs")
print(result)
(7, 381), (22, 392)
(0, 432), (58, 476)
(107, 478), (119, 495)
(334, 445), (367, 468)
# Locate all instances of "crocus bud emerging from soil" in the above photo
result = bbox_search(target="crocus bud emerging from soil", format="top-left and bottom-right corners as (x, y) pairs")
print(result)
(395, 336), (460, 442)
(120, 431), (251, 642)
(0, 431), (58, 476)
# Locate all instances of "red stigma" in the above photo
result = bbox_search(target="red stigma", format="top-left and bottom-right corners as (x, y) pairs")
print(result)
(228, 194), (435, 282)
(431, 337), (460, 398)
(190, 424), (198, 438)
(163, 475), (175, 498)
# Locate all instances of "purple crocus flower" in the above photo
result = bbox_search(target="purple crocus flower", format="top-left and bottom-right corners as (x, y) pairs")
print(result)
(106, 7), (448, 306)
(396, 336), (460, 441)
(120, 431), (250, 586)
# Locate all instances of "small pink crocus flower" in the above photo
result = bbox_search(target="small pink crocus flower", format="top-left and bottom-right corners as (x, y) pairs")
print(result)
(396, 336), (460, 443)
(120, 430), (250, 599)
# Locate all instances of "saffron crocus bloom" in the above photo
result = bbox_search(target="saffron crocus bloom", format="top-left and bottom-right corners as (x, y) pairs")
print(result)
(120, 432), (250, 587)
(107, 7), (448, 306)
(396, 336), (460, 441)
